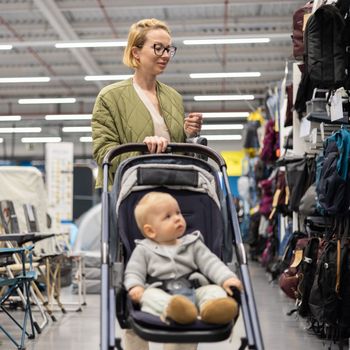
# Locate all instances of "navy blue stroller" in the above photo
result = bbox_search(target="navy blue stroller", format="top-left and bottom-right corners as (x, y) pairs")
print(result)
(100, 143), (264, 350)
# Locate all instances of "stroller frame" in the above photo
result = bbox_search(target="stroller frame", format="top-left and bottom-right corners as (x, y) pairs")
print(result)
(100, 143), (264, 350)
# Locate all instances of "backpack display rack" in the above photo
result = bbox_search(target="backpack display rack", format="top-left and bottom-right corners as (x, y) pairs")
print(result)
(306, 89), (350, 124)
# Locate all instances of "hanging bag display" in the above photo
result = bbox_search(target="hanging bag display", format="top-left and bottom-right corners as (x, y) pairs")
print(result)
(291, 0), (314, 60)
(304, 4), (346, 89)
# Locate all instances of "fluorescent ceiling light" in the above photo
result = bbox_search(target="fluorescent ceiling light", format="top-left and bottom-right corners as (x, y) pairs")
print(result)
(0, 115), (22, 121)
(183, 38), (270, 45)
(45, 114), (92, 121)
(84, 74), (132, 81)
(62, 126), (92, 133)
(55, 41), (127, 48)
(190, 72), (261, 79)
(202, 112), (249, 119)
(18, 98), (76, 104)
(194, 95), (254, 101)
(21, 137), (61, 143)
(202, 124), (244, 130)
(0, 127), (41, 133)
(0, 77), (50, 83)
(80, 136), (92, 143)
(0, 44), (12, 50)
(205, 135), (242, 141)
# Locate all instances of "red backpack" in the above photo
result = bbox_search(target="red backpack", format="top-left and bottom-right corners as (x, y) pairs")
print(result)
(291, 1), (314, 61)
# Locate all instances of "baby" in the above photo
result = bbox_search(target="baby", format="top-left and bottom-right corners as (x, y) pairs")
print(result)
(124, 192), (243, 325)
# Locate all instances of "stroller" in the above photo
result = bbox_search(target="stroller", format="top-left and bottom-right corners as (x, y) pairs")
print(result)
(100, 143), (264, 350)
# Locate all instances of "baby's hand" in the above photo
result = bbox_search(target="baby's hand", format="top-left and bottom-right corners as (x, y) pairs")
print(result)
(128, 285), (145, 304)
(222, 277), (243, 296)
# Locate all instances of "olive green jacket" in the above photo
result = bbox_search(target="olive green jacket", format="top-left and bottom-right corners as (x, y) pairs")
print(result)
(92, 78), (186, 188)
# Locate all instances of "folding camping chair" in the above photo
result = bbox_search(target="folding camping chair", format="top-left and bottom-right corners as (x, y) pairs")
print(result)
(0, 166), (86, 317)
(22, 203), (86, 313)
(0, 199), (51, 332)
(0, 246), (36, 349)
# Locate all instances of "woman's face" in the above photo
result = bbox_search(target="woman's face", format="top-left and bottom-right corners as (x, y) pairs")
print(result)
(134, 29), (173, 76)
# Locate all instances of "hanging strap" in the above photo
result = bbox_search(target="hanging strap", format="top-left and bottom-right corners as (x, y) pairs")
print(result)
(336, 238), (341, 295)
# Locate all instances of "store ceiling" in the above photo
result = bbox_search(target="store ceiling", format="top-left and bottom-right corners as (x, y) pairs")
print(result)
(0, 0), (305, 156)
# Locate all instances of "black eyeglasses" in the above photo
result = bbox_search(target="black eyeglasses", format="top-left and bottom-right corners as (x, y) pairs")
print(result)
(151, 43), (177, 57)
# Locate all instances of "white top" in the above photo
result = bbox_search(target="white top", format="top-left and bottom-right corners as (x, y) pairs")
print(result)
(133, 80), (170, 141)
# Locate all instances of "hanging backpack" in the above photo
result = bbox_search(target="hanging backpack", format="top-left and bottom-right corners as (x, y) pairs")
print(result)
(337, 218), (350, 330)
(343, 8), (350, 90)
(258, 178), (273, 218)
(291, 1), (314, 61)
(260, 119), (278, 163)
(297, 237), (324, 317)
(316, 128), (350, 216)
(286, 156), (316, 213)
(308, 238), (342, 325)
(308, 229), (350, 334)
(294, 68), (316, 119)
(304, 4), (346, 89)
(278, 236), (309, 300)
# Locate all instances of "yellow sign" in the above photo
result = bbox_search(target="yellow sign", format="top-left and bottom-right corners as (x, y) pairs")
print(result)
(221, 150), (245, 176)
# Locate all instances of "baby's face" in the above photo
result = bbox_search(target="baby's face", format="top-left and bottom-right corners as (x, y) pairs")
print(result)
(147, 197), (186, 245)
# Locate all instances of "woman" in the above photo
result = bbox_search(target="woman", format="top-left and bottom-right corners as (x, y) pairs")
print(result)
(92, 18), (202, 189)
(92, 18), (202, 350)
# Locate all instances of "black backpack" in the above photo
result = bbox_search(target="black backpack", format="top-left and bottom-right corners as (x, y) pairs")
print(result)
(297, 237), (323, 318)
(294, 68), (316, 119)
(338, 219), (350, 329)
(286, 156), (316, 213)
(308, 238), (341, 325)
(343, 9), (350, 90)
(304, 4), (346, 89)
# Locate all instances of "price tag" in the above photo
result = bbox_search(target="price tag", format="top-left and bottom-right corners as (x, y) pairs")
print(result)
(311, 128), (318, 144)
(300, 116), (311, 137)
(320, 122), (325, 141)
(330, 89), (344, 121)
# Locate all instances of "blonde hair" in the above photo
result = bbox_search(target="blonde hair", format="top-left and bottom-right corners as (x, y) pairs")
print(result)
(123, 18), (171, 69)
(134, 192), (175, 234)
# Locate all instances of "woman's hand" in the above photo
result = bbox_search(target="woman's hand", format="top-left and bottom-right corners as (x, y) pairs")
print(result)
(128, 285), (145, 304)
(143, 136), (169, 153)
(184, 112), (203, 137)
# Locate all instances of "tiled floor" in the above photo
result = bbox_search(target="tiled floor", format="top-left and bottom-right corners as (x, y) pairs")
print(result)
(1, 262), (327, 350)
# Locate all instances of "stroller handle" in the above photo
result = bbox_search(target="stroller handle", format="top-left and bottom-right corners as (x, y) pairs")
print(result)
(102, 142), (226, 168)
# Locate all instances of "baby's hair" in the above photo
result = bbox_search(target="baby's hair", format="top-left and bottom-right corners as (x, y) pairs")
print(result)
(134, 192), (174, 234)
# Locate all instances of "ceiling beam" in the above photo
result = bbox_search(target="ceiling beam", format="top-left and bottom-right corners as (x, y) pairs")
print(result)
(32, 0), (103, 90)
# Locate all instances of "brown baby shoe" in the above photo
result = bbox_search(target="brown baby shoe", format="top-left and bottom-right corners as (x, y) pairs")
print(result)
(200, 297), (238, 324)
(163, 295), (198, 324)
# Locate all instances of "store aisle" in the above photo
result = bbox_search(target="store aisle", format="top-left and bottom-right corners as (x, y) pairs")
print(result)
(1, 262), (326, 350)
(247, 261), (324, 350)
